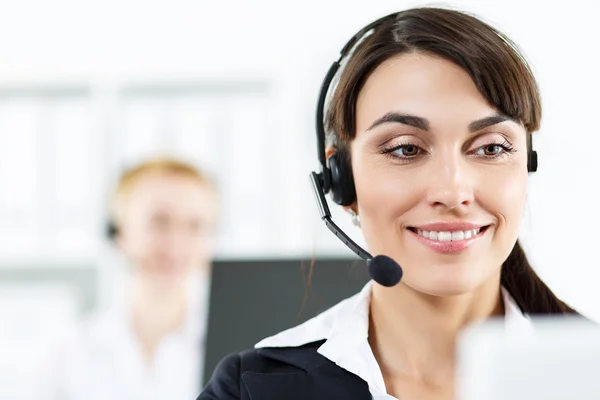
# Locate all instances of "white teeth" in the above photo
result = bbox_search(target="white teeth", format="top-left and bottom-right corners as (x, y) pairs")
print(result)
(451, 231), (464, 241)
(438, 231), (452, 242)
(415, 228), (481, 242)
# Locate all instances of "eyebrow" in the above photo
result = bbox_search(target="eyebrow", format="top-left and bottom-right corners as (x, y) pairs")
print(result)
(367, 112), (429, 131)
(468, 114), (517, 132)
(366, 111), (518, 133)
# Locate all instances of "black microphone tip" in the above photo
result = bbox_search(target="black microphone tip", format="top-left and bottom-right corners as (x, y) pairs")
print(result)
(368, 255), (403, 287)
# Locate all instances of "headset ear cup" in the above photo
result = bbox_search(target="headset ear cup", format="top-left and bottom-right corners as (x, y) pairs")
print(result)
(327, 152), (357, 206)
(528, 150), (538, 173)
(106, 221), (118, 240)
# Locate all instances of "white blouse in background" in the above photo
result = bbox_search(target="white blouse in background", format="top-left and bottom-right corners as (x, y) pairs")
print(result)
(32, 276), (210, 400)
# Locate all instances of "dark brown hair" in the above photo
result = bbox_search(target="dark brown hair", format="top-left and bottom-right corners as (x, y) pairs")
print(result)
(326, 7), (577, 315)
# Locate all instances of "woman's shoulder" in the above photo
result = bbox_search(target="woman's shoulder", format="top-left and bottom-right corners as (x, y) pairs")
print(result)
(199, 283), (374, 399)
(199, 340), (371, 400)
(209, 339), (328, 377)
(198, 352), (242, 399)
(198, 340), (331, 399)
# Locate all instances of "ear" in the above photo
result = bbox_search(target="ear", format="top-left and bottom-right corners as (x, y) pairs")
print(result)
(113, 226), (126, 251)
(342, 203), (359, 215)
(325, 146), (336, 160)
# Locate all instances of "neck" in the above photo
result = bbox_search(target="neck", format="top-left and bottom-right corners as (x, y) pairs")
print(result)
(130, 275), (189, 363)
(368, 276), (504, 388)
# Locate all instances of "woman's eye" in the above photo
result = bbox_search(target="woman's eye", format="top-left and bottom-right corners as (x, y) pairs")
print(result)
(482, 144), (503, 156)
(394, 144), (420, 157)
(379, 142), (424, 161)
(473, 141), (515, 158)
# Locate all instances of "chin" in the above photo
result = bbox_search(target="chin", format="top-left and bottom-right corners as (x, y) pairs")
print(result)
(404, 266), (492, 297)
(142, 265), (190, 285)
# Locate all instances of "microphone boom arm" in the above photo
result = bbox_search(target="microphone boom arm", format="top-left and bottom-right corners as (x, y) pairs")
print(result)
(310, 172), (372, 261)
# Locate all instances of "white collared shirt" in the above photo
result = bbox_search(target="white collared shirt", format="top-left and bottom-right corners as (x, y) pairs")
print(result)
(255, 281), (533, 400)
(31, 276), (210, 400)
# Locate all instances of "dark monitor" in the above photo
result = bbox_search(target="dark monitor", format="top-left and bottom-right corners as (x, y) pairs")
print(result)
(203, 257), (370, 384)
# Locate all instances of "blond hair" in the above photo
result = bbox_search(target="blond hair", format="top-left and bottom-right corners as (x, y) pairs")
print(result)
(110, 157), (217, 227)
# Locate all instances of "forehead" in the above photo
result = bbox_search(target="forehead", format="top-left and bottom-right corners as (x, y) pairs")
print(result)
(121, 172), (216, 217)
(355, 52), (498, 133)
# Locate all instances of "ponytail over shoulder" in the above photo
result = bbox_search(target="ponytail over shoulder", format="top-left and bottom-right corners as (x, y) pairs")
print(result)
(501, 241), (578, 315)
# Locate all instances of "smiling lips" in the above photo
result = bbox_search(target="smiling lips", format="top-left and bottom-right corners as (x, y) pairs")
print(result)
(416, 227), (481, 241)
(407, 222), (490, 253)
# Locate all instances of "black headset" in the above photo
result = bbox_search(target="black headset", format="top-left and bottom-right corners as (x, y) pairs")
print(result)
(106, 220), (118, 240)
(309, 12), (538, 262)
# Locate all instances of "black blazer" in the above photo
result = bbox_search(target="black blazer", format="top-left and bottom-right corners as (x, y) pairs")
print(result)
(197, 340), (372, 399)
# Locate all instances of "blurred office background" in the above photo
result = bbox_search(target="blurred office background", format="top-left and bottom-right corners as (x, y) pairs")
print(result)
(0, 0), (598, 397)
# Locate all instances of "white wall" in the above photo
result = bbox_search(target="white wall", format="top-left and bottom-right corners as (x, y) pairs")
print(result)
(0, 0), (598, 320)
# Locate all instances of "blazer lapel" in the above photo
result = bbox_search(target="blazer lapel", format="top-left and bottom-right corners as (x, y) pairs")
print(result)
(242, 371), (317, 400)
(241, 344), (372, 400)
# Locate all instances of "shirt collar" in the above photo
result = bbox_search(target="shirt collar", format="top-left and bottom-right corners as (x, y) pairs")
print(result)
(255, 281), (533, 397)
(95, 271), (210, 345)
(255, 280), (373, 349)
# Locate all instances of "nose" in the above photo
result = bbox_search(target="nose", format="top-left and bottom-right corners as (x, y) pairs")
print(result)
(425, 155), (475, 212)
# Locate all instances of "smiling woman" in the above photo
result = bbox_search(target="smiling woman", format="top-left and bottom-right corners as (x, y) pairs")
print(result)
(199, 7), (578, 400)
(328, 15), (569, 315)
(349, 52), (533, 298)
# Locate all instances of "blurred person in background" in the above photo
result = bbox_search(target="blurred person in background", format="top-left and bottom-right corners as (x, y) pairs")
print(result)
(35, 157), (219, 400)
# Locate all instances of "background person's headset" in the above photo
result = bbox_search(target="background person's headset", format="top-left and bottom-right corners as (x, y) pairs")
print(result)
(107, 220), (118, 240)
(309, 12), (538, 287)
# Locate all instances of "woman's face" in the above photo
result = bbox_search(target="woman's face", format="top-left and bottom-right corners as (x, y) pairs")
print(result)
(117, 172), (217, 288)
(350, 53), (529, 296)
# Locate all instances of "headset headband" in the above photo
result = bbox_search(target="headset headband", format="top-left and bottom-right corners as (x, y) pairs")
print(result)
(309, 11), (538, 261)
(314, 11), (537, 188)
(315, 13), (398, 192)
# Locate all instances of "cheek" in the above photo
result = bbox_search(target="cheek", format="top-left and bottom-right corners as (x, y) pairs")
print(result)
(123, 229), (162, 260)
(486, 172), (528, 235)
(481, 162), (528, 209)
(357, 173), (417, 216)
(179, 238), (205, 260)
(352, 155), (528, 249)
(352, 156), (418, 249)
